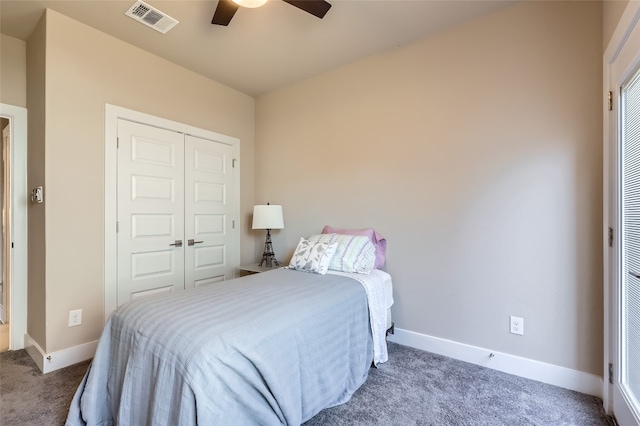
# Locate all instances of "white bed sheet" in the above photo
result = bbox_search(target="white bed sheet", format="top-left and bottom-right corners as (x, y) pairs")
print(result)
(381, 270), (394, 329)
(327, 269), (393, 365)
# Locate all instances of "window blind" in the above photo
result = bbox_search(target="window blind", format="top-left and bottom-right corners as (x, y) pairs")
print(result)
(622, 67), (640, 404)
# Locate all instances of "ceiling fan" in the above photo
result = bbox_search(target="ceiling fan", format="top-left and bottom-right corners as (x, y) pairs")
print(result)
(212, 0), (332, 26)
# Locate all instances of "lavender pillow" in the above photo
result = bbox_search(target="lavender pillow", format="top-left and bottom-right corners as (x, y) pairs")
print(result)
(322, 225), (387, 268)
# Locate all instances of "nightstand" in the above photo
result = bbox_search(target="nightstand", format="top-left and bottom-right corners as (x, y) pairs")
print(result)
(237, 262), (283, 276)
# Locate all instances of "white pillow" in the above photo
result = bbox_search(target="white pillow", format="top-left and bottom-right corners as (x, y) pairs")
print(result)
(288, 238), (338, 275)
(307, 234), (376, 274)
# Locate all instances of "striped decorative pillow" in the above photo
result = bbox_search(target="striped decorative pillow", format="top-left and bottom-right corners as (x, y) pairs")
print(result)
(307, 233), (376, 274)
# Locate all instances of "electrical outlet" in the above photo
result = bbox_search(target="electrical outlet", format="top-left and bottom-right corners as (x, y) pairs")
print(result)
(69, 309), (82, 327)
(510, 316), (524, 335)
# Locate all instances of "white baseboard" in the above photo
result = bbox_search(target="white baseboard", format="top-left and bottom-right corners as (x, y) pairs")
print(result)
(387, 328), (603, 398)
(23, 334), (45, 372)
(24, 334), (97, 374)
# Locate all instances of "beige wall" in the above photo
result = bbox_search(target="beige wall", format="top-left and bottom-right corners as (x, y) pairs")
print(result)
(0, 34), (27, 108)
(30, 9), (256, 354)
(603, 0), (629, 51)
(26, 15), (47, 349)
(256, 1), (603, 375)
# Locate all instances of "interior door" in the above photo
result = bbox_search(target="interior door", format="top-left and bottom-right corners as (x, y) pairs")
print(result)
(117, 120), (186, 305)
(620, 69), (640, 425)
(609, 4), (640, 424)
(184, 135), (234, 288)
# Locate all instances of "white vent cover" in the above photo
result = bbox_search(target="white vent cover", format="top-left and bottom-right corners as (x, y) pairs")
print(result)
(125, 1), (178, 34)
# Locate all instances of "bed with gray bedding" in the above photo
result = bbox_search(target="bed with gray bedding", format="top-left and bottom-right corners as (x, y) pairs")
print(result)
(66, 268), (378, 425)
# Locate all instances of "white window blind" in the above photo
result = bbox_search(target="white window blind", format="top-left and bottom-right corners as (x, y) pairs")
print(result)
(622, 67), (640, 407)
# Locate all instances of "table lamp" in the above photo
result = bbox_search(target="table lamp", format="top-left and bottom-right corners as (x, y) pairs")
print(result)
(252, 203), (284, 267)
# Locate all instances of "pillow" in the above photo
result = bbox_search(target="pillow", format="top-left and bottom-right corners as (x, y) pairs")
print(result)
(307, 233), (376, 274)
(322, 225), (387, 268)
(288, 238), (338, 275)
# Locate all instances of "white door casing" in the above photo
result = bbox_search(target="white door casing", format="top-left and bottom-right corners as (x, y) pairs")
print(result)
(117, 120), (186, 304)
(105, 105), (240, 322)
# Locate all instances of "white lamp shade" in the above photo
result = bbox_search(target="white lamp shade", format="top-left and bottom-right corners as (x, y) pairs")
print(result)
(232, 0), (268, 8)
(252, 205), (284, 230)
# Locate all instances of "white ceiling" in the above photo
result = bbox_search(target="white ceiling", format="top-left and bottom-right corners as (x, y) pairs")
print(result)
(0, 0), (518, 97)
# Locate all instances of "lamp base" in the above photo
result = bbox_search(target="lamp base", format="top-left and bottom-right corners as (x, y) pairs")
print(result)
(259, 254), (280, 268)
(259, 229), (280, 268)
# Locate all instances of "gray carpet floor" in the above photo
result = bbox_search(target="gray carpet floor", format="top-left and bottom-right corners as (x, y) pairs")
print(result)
(0, 349), (91, 425)
(0, 342), (614, 425)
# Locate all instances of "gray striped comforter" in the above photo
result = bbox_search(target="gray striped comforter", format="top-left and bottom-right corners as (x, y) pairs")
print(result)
(66, 268), (373, 425)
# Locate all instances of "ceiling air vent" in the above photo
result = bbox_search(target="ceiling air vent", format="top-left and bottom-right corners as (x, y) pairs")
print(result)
(125, 1), (178, 34)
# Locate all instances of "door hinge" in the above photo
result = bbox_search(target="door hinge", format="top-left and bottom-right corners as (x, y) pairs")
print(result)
(608, 91), (613, 111)
(116, 221), (119, 233)
(609, 363), (614, 384)
(232, 220), (235, 229)
(609, 227), (614, 247)
(11, 242), (13, 249)
(117, 137), (119, 149)
(232, 158), (237, 168)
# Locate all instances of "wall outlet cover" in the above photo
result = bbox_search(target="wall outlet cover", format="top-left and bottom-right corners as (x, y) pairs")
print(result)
(510, 316), (524, 335)
(69, 309), (82, 327)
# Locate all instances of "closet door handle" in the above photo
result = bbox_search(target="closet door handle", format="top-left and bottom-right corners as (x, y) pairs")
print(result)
(169, 240), (183, 247)
(188, 239), (203, 246)
(628, 271), (640, 279)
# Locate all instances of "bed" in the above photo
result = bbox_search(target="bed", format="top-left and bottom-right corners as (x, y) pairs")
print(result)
(66, 230), (392, 426)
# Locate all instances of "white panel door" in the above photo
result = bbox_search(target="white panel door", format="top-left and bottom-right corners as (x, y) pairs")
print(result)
(184, 135), (234, 288)
(608, 3), (640, 424)
(117, 120), (185, 305)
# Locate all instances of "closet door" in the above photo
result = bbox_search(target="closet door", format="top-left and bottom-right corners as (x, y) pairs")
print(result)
(117, 120), (185, 305)
(184, 135), (235, 288)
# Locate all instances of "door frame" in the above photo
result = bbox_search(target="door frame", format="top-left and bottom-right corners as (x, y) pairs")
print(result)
(104, 104), (241, 322)
(604, 2), (640, 423)
(0, 103), (27, 350)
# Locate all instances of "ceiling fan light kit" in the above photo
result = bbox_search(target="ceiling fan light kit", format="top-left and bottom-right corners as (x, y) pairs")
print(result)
(212, 0), (331, 26)
(232, 0), (268, 8)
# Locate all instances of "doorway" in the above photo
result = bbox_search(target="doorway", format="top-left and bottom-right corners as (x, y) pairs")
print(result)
(0, 117), (9, 352)
(0, 103), (27, 352)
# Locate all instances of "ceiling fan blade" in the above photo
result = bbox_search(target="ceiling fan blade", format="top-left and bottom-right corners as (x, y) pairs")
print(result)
(212, 0), (240, 26)
(282, 0), (332, 19)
